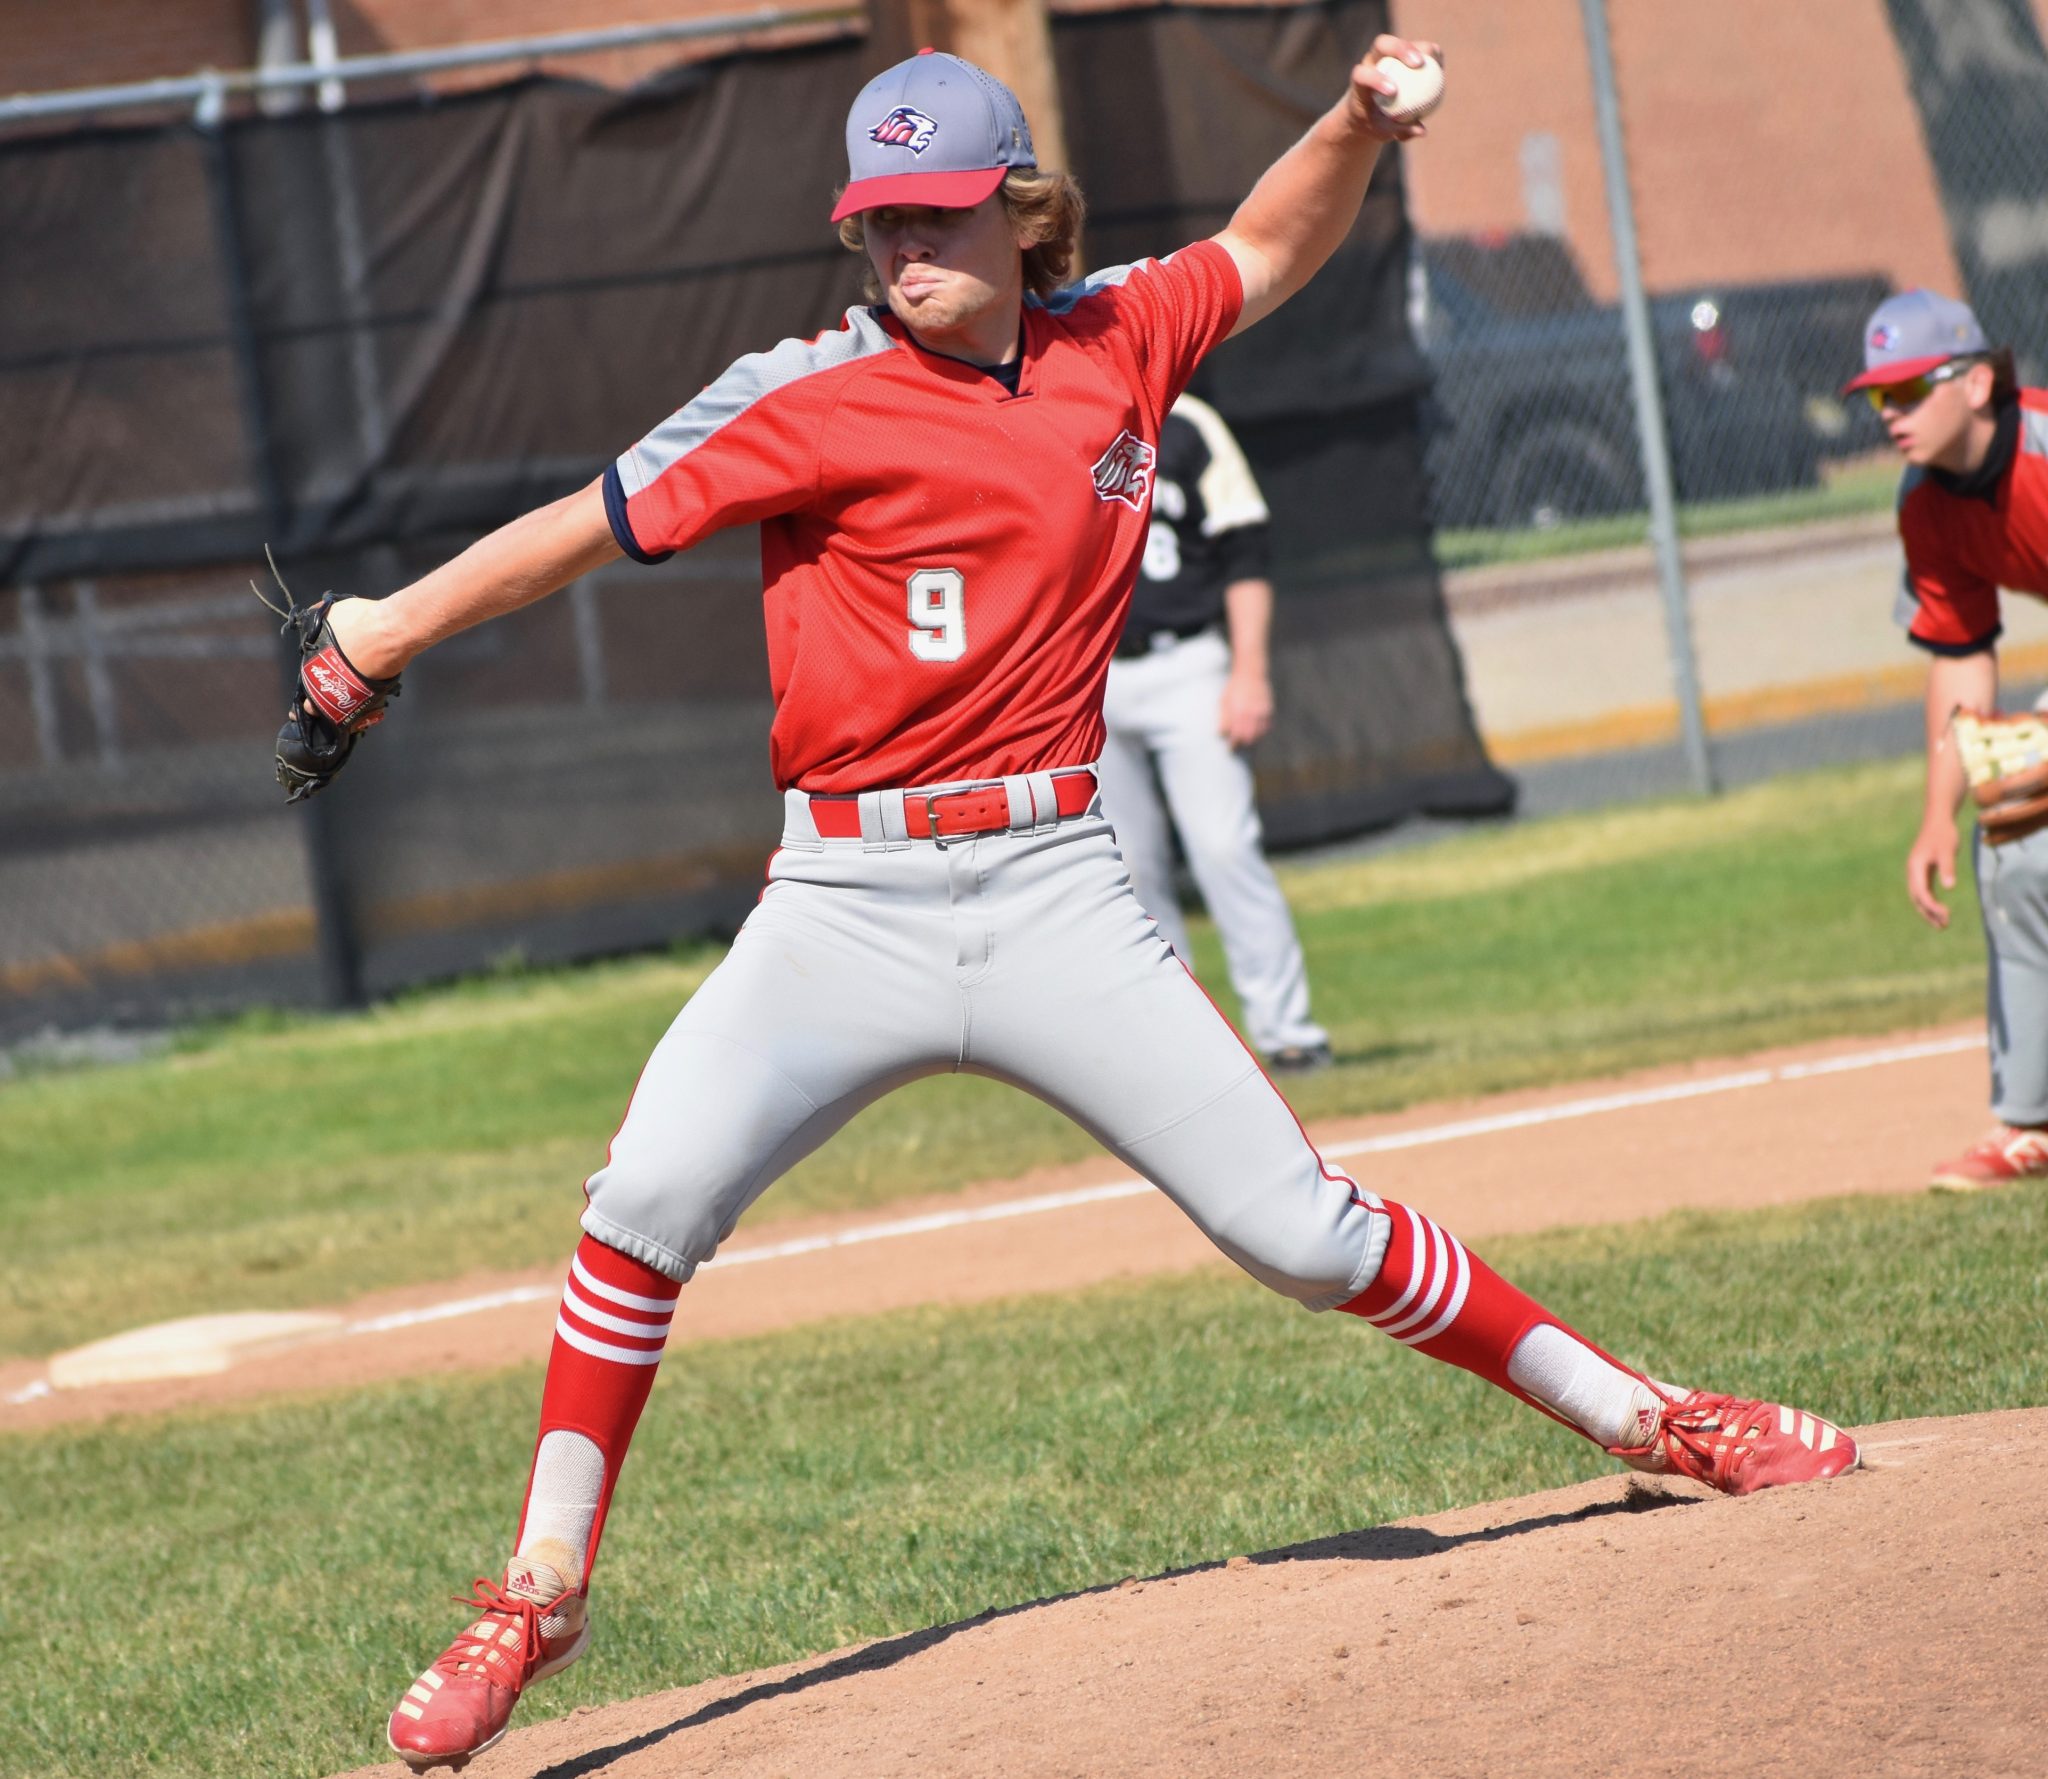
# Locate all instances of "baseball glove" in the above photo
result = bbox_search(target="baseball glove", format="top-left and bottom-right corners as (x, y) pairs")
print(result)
(255, 549), (401, 803)
(1952, 707), (2048, 845)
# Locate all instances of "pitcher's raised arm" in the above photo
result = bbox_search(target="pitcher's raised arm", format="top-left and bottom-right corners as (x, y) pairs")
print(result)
(1213, 35), (1439, 338)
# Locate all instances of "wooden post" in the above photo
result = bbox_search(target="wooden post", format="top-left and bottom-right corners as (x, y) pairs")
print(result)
(867, 0), (1069, 174)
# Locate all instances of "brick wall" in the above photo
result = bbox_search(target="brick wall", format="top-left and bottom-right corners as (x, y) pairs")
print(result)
(327, 0), (843, 93)
(1, 2), (250, 99)
(0, 0), (837, 116)
(1394, 0), (2048, 302)
(10, 0), (2048, 307)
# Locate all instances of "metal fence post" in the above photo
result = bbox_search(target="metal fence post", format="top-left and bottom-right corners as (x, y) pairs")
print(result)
(199, 102), (367, 1008)
(18, 585), (64, 765)
(73, 581), (122, 767)
(570, 577), (608, 707)
(1577, 0), (1715, 795)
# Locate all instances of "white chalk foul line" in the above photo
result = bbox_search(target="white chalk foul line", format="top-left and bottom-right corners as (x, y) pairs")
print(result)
(2, 1029), (1984, 1401)
(319, 1030), (1984, 1346)
(345, 1284), (558, 1337)
(332, 1183), (1172, 1345)
(1320, 1033), (1984, 1160)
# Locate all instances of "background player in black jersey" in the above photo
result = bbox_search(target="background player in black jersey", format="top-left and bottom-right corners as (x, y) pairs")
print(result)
(1098, 393), (1332, 1072)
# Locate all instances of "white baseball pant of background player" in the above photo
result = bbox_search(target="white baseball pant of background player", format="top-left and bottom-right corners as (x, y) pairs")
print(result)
(1099, 396), (1328, 1059)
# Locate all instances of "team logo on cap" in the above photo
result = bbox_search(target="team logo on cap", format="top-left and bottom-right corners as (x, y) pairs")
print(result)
(869, 105), (940, 154)
(1091, 430), (1156, 511)
(1870, 322), (1899, 350)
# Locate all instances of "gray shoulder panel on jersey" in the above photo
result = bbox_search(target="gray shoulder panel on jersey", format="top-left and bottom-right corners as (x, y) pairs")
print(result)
(1892, 467), (1926, 630)
(1173, 392), (1270, 535)
(1032, 260), (1148, 317)
(618, 307), (897, 496)
(1893, 564), (1922, 634)
(2023, 408), (2048, 460)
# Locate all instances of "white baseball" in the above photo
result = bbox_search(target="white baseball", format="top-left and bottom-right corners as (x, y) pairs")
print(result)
(1372, 52), (1444, 126)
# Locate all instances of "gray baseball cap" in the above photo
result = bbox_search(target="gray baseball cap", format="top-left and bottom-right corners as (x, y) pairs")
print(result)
(1843, 288), (1990, 392)
(830, 49), (1036, 222)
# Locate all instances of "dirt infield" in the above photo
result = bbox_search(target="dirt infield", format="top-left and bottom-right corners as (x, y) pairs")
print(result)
(331, 1407), (2046, 1779)
(1, 1022), (1998, 1430)
(20, 1019), (2039, 1774)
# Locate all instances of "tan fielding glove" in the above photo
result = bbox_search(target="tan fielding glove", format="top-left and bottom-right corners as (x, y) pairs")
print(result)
(1952, 708), (2048, 845)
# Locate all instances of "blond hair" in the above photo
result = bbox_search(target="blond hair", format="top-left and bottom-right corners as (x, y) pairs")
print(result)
(836, 168), (1086, 303)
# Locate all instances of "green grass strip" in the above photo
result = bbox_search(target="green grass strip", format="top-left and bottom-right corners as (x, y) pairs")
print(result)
(1432, 456), (1897, 571)
(0, 756), (1981, 1356)
(4, 1188), (2041, 1779)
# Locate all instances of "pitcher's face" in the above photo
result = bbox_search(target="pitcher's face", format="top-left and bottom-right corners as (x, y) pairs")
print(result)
(863, 197), (1027, 347)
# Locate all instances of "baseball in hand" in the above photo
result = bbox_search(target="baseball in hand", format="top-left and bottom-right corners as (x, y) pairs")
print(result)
(1372, 52), (1444, 126)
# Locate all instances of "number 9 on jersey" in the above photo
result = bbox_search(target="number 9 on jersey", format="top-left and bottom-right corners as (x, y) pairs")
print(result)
(907, 567), (966, 662)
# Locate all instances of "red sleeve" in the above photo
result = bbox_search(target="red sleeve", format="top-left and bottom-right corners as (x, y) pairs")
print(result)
(607, 316), (891, 562)
(1897, 481), (2000, 655)
(1050, 241), (1245, 414)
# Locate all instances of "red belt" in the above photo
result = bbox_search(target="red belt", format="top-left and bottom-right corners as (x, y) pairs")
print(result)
(808, 771), (1097, 842)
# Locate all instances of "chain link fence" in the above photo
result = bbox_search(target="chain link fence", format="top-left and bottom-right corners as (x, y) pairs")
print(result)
(1400, 0), (2048, 817)
(2, 0), (1525, 1041)
(10, 0), (2048, 1037)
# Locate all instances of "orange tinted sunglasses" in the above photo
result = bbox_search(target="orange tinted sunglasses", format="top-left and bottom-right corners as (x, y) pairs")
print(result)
(1865, 359), (1971, 412)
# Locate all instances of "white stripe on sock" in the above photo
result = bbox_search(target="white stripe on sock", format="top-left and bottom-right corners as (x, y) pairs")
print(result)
(569, 1251), (680, 1314)
(1375, 1218), (1454, 1339)
(561, 1280), (673, 1340)
(1398, 1234), (1473, 1347)
(553, 1314), (667, 1366)
(1363, 1204), (1431, 1328)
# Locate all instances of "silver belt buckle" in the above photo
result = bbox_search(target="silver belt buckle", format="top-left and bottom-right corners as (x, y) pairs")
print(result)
(920, 788), (957, 850)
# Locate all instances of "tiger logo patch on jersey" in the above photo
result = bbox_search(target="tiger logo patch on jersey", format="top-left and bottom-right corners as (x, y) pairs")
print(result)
(1091, 430), (1156, 511)
(868, 105), (939, 154)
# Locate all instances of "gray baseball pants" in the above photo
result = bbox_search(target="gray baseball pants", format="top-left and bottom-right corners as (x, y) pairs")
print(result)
(582, 774), (1387, 1308)
(1975, 825), (2048, 1123)
(1099, 631), (1328, 1055)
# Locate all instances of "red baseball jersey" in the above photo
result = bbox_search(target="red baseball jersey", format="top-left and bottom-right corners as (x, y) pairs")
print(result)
(604, 241), (1243, 792)
(1896, 387), (2048, 654)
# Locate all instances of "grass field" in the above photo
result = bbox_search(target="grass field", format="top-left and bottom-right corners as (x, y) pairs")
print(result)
(1432, 454), (1897, 572)
(0, 756), (1982, 1359)
(7, 1186), (2042, 1779)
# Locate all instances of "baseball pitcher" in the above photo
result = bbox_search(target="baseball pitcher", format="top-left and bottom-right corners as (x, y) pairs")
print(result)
(273, 43), (1860, 1768)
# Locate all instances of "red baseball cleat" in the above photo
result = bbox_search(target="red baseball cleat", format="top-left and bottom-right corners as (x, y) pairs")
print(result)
(1608, 1389), (1858, 1496)
(1928, 1123), (2048, 1191)
(387, 1546), (589, 1770)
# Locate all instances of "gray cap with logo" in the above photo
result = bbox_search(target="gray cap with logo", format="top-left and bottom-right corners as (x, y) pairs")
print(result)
(831, 50), (1036, 222)
(1843, 288), (1990, 392)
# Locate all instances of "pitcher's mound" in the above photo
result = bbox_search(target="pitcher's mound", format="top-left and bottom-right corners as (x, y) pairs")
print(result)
(341, 1407), (2044, 1779)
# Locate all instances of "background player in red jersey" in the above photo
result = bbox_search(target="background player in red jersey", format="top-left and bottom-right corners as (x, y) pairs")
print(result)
(1851, 290), (2048, 1189)
(294, 42), (1860, 1770)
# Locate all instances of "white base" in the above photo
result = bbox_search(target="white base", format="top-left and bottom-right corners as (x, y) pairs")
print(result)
(49, 1310), (344, 1389)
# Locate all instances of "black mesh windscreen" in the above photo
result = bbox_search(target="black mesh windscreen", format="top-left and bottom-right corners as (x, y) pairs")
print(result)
(0, 2), (1508, 1035)
(1884, 0), (2048, 383)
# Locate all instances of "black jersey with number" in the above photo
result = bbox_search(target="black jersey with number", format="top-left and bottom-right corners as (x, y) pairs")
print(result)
(1117, 392), (1273, 644)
